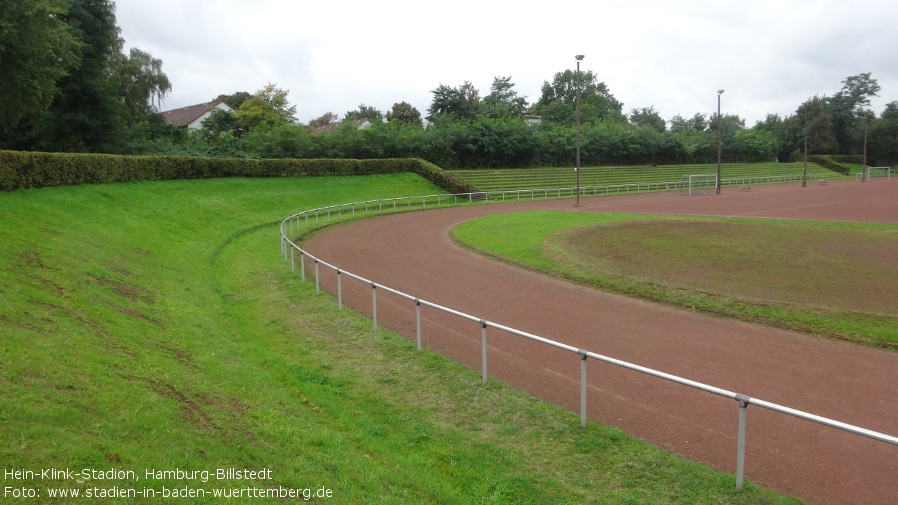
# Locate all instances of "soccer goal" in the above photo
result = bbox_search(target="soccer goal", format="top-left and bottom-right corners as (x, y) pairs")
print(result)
(862, 166), (892, 181)
(677, 174), (718, 196)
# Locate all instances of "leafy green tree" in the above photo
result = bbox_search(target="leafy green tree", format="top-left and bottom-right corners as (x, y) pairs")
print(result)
(629, 106), (666, 132)
(427, 82), (480, 122)
(22, 0), (127, 152)
(869, 101), (898, 165)
(530, 69), (624, 125)
(386, 101), (422, 126)
(825, 72), (880, 154)
(776, 96), (838, 161)
(216, 91), (252, 109)
(669, 113), (708, 133)
(481, 76), (528, 119)
(236, 83), (297, 132)
(112, 47), (172, 124)
(343, 103), (383, 123)
(0, 0), (81, 133)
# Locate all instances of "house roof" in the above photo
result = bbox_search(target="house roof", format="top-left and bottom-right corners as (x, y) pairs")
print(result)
(161, 100), (233, 127)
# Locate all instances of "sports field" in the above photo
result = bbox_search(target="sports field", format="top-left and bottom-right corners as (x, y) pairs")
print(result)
(304, 178), (898, 505)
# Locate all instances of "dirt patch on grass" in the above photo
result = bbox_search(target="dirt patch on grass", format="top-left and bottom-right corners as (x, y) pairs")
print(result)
(550, 219), (898, 315)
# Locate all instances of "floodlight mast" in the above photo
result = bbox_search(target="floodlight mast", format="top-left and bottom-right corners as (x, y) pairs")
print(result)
(716, 89), (724, 195)
(575, 55), (585, 207)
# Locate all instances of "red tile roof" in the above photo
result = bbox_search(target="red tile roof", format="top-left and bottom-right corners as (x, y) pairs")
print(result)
(161, 100), (233, 127)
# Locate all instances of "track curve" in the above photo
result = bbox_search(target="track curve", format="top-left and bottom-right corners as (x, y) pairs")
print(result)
(304, 179), (898, 505)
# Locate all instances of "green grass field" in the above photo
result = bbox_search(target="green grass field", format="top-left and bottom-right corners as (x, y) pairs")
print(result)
(0, 175), (804, 504)
(450, 162), (839, 192)
(453, 211), (898, 348)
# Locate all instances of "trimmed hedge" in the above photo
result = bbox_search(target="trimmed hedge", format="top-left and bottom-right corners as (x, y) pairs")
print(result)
(806, 155), (855, 174)
(0, 151), (476, 194)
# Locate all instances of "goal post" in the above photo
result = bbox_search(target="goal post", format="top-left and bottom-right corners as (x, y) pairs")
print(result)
(862, 166), (892, 181)
(677, 174), (718, 196)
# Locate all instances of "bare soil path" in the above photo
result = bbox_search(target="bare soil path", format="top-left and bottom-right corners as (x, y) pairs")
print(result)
(304, 179), (898, 505)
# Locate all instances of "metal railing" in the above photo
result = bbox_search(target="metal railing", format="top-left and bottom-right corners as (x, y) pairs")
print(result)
(278, 172), (895, 491)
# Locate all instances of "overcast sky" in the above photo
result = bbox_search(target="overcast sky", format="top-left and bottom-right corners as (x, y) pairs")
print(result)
(115, 0), (897, 127)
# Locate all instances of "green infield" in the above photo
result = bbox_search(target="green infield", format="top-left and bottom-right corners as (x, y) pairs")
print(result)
(0, 175), (801, 503)
(452, 211), (898, 348)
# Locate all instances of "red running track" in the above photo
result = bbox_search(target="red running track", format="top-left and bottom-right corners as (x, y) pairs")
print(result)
(303, 178), (898, 505)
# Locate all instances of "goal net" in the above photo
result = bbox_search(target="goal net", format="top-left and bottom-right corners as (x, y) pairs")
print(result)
(863, 166), (892, 181)
(677, 174), (718, 196)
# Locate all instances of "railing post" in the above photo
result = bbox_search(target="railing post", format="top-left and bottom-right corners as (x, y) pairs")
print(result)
(300, 252), (305, 282)
(337, 270), (342, 311)
(579, 349), (588, 428)
(315, 259), (320, 295)
(290, 247), (295, 274)
(415, 299), (422, 351)
(480, 320), (488, 384)
(371, 283), (377, 333)
(736, 394), (750, 490)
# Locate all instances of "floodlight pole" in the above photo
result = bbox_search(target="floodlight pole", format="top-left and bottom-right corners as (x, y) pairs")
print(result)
(862, 111), (869, 181)
(716, 89), (724, 195)
(802, 114), (808, 188)
(575, 54), (585, 207)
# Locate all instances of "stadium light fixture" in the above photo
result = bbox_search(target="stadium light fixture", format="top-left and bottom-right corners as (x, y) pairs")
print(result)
(575, 55), (585, 206)
(716, 89), (724, 195)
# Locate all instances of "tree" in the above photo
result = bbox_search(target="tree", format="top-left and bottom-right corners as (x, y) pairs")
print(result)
(481, 76), (528, 119)
(669, 113), (704, 134)
(386, 101), (422, 126)
(629, 106), (666, 132)
(216, 91), (252, 109)
(427, 82), (479, 122)
(309, 112), (339, 129)
(529, 69), (624, 125)
(869, 101), (898, 165)
(344, 103), (383, 123)
(0, 0), (81, 133)
(18, 0), (128, 152)
(825, 73), (880, 154)
(236, 83), (297, 132)
(112, 47), (172, 124)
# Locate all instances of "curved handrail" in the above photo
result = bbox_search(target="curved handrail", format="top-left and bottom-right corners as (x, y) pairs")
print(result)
(277, 171), (893, 490)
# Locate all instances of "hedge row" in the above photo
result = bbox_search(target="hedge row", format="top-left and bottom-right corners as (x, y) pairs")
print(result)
(0, 151), (476, 194)
(806, 155), (857, 174)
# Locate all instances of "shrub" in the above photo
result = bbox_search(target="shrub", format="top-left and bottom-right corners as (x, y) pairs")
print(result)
(0, 151), (476, 193)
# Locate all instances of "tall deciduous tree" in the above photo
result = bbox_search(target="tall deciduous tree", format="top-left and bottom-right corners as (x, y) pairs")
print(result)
(0, 0), (81, 133)
(343, 103), (383, 122)
(113, 47), (172, 124)
(825, 72), (880, 154)
(629, 106), (666, 132)
(530, 69), (624, 125)
(27, 0), (126, 152)
(216, 91), (252, 109)
(236, 83), (297, 132)
(481, 76), (528, 119)
(386, 101), (422, 126)
(427, 82), (480, 122)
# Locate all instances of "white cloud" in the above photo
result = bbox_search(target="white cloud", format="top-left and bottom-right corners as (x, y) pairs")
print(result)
(115, 0), (898, 126)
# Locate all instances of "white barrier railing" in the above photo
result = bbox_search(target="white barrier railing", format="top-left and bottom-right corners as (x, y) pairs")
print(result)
(278, 171), (895, 491)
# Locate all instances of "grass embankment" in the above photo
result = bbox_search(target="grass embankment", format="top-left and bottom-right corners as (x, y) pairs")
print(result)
(0, 175), (800, 503)
(453, 212), (898, 348)
(450, 162), (838, 191)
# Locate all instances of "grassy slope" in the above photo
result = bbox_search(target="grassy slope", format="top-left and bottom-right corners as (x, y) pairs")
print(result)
(452, 211), (898, 347)
(0, 175), (799, 504)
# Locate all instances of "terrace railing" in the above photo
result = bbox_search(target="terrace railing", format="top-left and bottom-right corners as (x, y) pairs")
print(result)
(278, 171), (894, 491)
